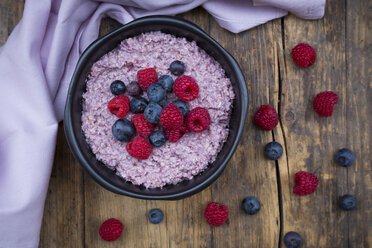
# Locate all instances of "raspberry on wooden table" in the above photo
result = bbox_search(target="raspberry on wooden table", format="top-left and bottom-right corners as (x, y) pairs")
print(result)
(204, 202), (229, 227)
(293, 171), (319, 196)
(137, 68), (158, 91)
(99, 218), (123, 242)
(107, 95), (130, 118)
(313, 91), (339, 117)
(253, 105), (278, 131)
(291, 43), (316, 68)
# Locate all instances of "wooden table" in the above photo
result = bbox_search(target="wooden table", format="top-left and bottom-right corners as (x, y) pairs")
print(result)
(1, 1), (371, 247)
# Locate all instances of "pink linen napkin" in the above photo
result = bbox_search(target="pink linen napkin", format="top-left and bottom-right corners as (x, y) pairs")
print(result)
(0, 0), (325, 247)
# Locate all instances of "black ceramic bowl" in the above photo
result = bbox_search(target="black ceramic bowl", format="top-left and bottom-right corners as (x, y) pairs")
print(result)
(64, 16), (247, 200)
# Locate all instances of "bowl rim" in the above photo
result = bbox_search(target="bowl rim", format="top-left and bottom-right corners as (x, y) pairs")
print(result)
(64, 15), (248, 200)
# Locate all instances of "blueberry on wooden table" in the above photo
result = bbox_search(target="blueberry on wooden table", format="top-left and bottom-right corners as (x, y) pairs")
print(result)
(284, 231), (302, 248)
(148, 209), (164, 224)
(339, 194), (356, 211)
(242, 196), (260, 215)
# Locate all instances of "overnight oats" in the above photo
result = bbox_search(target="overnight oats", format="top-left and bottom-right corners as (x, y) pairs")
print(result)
(81, 31), (235, 188)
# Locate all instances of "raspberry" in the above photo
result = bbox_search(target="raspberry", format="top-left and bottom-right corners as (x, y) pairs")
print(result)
(313, 91), (339, 117)
(131, 114), (155, 138)
(291, 43), (316, 68)
(253, 105), (278, 130)
(293, 171), (319, 196)
(173, 75), (199, 101)
(204, 202), (228, 227)
(164, 124), (188, 143)
(186, 107), (211, 133)
(159, 103), (183, 129)
(107, 95), (130, 118)
(99, 218), (123, 242)
(126, 137), (152, 160)
(137, 68), (158, 91)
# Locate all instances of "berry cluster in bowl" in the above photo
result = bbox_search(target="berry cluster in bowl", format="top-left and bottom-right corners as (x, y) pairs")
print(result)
(107, 60), (211, 160)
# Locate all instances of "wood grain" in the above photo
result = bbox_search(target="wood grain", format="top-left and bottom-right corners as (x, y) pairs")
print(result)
(0, 0), (371, 247)
(277, 0), (372, 247)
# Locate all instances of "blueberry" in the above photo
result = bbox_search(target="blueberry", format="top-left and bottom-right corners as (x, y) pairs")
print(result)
(242, 196), (260, 215)
(148, 209), (164, 224)
(112, 119), (135, 142)
(110, 80), (126, 95)
(172, 100), (189, 118)
(264, 142), (283, 160)
(339, 194), (356, 211)
(149, 131), (166, 147)
(157, 75), (174, 92)
(158, 97), (170, 108)
(335, 148), (355, 167)
(169, 60), (186, 76)
(147, 83), (166, 103)
(144, 102), (162, 124)
(130, 96), (148, 114)
(284, 232), (302, 248)
(127, 81), (143, 96)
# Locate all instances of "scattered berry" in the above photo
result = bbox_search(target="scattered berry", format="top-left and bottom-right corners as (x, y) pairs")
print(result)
(110, 80), (126, 95)
(147, 83), (166, 103)
(204, 202), (229, 227)
(108, 95), (130, 118)
(148, 209), (164, 224)
(164, 124), (188, 143)
(127, 81), (143, 96)
(253, 105), (279, 131)
(126, 137), (152, 160)
(284, 231), (302, 248)
(313, 91), (338, 117)
(130, 96), (148, 114)
(173, 99), (189, 118)
(158, 97), (170, 108)
(131, 114), (155, 138)
(335, 148), (355, 167)
(112, 119), (135, 142)
(186, 107), (211, 133)
(160, 103), (183, 129)
(242, 196), (261, 215)
(157, 75), (174, 92)
(137, 68), (158, 91)
(99, 218), (123, 242)
(293, 171), (319, 196)
(169, 60), (186, 76)
(291, 43), (316, 68)
(144, 102), (163, 124)
(173, 75), (199, 102)
(149, 131), (167, 147)
(339, 194), (356, 211)
(264, 142), (283, 160)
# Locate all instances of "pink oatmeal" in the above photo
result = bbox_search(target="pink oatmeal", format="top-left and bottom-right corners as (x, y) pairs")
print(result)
(81, 32), (234, 188)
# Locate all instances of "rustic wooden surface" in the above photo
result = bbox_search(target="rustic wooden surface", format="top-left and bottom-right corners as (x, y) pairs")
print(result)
(1, 0), (371, 247)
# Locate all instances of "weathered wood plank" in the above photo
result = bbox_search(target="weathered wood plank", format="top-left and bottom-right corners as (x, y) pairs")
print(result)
(345, 0), (372, 246)
(40, 124), (85, 248)
(277, 0), (371, 247)
(209, 18), (281, 248)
